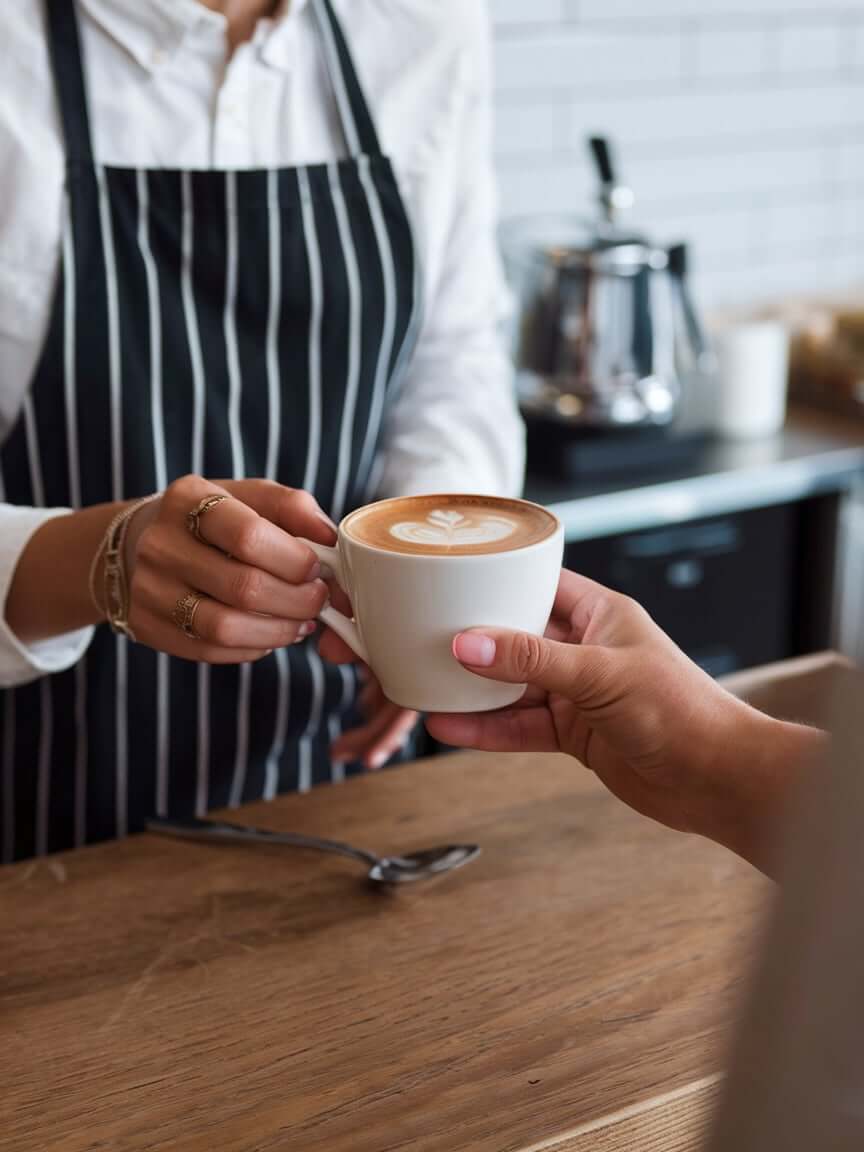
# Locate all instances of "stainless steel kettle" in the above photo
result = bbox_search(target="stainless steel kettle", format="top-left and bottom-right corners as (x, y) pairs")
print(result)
(501, 137), (714, 431)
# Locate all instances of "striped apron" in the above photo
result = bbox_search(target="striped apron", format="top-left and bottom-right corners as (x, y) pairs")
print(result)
(0, 0), (418, 863)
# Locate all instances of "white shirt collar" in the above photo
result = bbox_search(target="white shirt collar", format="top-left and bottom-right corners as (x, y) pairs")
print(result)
(80, 0), (307, 75)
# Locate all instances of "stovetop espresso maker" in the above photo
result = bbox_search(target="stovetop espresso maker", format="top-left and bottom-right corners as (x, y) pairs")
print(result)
(501, 137), (715, 453)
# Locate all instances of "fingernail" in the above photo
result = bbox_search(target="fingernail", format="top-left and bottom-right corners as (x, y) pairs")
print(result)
(453, 632), (496, 667)
(300, 620), (317, 637)
(369, 750), (388, 770)
(317, 510), (338, 533)
(307, 561), (322, 581)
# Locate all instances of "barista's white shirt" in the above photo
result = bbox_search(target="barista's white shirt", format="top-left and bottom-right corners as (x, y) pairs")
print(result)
(0, 0), (523, 686)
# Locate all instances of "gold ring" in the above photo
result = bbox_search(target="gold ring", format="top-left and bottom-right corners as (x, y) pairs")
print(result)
(187, 494), (230, 543)
(171, 592), (205, 640)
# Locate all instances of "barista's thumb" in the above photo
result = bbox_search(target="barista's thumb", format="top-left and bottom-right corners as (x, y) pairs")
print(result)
(452, 629), (611, 704)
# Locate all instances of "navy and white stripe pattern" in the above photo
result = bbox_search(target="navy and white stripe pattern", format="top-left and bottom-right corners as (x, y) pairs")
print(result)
(0, 0), (417, 862)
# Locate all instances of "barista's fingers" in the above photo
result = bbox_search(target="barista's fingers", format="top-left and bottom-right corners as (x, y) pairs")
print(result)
(328, 585), (353, 616)
(319, 628), (358, 664)
(331, 702), (419, 770)
(359, 669), (380, 717)
(364, 705), (419, 770)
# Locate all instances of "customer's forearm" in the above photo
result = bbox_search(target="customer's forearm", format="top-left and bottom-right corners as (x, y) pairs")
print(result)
(5, 502), (127, 644)
(699, 708), (829, 877)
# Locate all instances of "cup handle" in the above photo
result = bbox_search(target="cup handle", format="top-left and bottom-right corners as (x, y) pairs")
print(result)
(301, 539), (369, 663)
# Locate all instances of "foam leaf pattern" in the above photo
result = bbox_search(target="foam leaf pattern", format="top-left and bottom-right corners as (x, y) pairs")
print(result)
(389, 509), (516, 548)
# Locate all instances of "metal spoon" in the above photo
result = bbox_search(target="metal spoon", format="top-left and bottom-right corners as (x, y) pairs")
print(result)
(146, 816), (480, 885)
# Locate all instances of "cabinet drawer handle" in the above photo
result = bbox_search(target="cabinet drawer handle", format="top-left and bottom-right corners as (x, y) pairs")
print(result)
(623, 520), (740, 560)
(666, 559), (704, 589)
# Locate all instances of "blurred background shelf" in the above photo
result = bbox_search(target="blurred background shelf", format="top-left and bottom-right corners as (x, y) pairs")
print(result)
(525, 409), (864, 675)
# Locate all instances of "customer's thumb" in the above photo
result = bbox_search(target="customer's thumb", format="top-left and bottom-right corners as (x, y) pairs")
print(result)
(453, 628), (604, 701)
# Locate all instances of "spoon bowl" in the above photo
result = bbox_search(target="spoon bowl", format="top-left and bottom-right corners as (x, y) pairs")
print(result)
(369, 845), (481, 885)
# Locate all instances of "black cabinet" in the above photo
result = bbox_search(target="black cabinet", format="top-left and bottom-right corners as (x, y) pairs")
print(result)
(564, 496), (838, 676)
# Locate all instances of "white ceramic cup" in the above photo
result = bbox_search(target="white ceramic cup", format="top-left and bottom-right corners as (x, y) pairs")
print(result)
(715, 320), (790, 439)
(302, 495), (565, 713)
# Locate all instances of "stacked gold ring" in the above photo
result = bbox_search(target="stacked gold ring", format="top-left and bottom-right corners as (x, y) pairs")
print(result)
(172, 592), (204, 640)
(187, 493), (230, 543)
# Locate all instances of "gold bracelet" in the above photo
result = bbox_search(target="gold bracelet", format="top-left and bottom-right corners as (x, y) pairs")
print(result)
(89, 495), (158, 640)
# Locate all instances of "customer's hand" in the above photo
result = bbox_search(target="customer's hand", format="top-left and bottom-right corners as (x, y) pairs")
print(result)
(124, 476), (334, 663)
(427, 571), (826, 870)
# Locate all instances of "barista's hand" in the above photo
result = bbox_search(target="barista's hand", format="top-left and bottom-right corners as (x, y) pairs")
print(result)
(426, 571), (825, 871)
(319, 613), (420, 769)
(6, 476), (337, 662)
(124, 476), (335, 662)
(330, 670), (420, 770)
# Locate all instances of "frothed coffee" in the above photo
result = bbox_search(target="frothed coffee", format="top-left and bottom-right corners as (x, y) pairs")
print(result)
(343, 494), (557, 557)
(302, 492), (564, 711)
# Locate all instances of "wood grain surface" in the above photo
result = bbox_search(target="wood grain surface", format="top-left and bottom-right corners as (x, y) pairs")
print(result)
(522, 1075), (722, 1152)
(0, 751), (767, 1152)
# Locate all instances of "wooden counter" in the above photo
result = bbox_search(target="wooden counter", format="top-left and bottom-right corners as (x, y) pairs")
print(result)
(0, 752), (767, 1152)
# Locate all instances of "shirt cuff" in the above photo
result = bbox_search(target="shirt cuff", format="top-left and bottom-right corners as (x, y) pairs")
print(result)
(0, 506), (94, 687)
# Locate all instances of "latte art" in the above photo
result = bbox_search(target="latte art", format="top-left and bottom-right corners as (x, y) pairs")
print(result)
(389, 509), (517, 549)
(344, 494), (558, 557)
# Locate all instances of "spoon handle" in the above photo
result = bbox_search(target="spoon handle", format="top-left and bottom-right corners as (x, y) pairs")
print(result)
(146, 816), (378, 867)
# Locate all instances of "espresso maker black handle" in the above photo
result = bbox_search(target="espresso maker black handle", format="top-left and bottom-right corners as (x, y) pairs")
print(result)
(588, 135), (616, 226)
(588, 136), (615, 186)
(668, 242), (711, 367)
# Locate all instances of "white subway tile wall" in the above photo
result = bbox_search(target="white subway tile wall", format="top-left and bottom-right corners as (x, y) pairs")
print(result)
(491, 1), (864, 309)
(690, 27), (768, 81)
(776, 23), (845, 75)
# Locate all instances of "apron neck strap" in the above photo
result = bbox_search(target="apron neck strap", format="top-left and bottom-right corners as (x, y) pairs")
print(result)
(44, 0), (94, 168)
(311, 0), (383, 159)
(42, 0), (383, 166)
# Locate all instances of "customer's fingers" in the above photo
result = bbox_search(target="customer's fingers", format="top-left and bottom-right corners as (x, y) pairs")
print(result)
(452, 628), (615, 705)
(544, 616), (572, 644)
(550, 569), (618, 641)
(426, 705), (559, 753)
